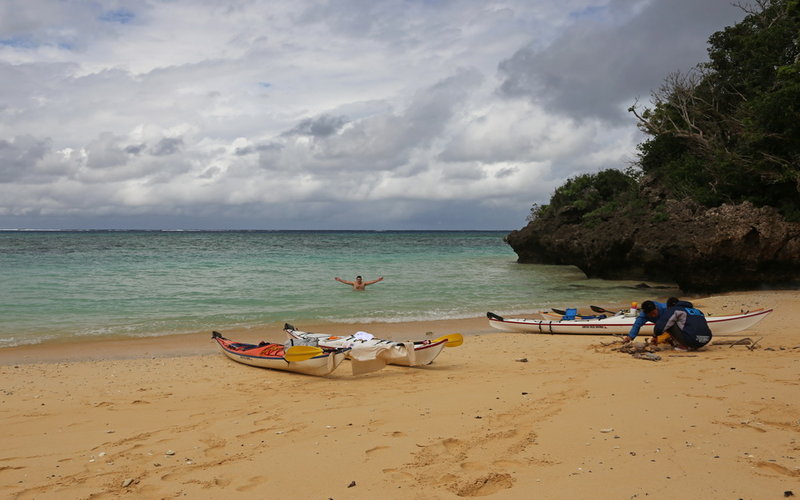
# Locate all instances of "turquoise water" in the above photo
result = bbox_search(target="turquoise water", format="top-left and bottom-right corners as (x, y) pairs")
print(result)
(0, 230), (669, 347)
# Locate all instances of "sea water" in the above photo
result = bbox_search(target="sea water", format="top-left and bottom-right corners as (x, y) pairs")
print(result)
(0, 230), (669, 347)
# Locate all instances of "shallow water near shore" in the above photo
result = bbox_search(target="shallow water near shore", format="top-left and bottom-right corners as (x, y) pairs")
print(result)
(0, 230), (677, 347)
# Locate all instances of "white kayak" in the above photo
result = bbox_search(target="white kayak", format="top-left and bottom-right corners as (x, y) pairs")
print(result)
(486, 308), (773, 336)
(284, 324), (462, 367)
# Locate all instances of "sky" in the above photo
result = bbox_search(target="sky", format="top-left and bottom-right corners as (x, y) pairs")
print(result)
(0, 0), (746, 230)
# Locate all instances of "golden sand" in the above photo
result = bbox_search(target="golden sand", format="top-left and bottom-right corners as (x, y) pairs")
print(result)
(1, 291), (798, 499)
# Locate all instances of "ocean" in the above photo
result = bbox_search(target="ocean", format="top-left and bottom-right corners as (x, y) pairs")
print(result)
(0, 230), (672, 347)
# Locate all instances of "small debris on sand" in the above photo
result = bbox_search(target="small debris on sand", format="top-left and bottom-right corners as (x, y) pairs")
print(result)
(712, 338), (752, 346)
(632, 352), (661, 361)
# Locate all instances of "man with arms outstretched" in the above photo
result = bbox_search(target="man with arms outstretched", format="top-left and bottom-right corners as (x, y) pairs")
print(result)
(334, 275), (384, 291)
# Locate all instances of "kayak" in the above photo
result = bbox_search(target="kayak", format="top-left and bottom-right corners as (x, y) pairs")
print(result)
(212, 331), (350, 376)
(486, 308), (773, 336)
(284, 324), (461, 367)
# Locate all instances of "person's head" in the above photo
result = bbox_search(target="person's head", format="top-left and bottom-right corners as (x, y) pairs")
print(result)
(641, 300), (658, 318)
(666, 297), (679, 307)
(356, 275), (363, 282)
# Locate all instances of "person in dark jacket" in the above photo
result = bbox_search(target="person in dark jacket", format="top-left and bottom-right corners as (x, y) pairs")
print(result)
(653, 300), (712, 351)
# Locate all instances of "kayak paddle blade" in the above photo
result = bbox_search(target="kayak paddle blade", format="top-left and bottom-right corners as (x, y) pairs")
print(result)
(284, 345), (324, 362)
(434, 332), (463, 347)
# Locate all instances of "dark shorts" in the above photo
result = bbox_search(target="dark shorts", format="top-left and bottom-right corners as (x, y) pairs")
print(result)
(667, 324), (711, 349)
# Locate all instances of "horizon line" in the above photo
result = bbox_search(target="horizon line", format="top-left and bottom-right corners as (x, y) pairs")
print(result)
(0, 228), (514, 232)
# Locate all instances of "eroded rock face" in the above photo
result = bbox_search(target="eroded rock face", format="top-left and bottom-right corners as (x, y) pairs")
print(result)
(505, 201), (800, 292)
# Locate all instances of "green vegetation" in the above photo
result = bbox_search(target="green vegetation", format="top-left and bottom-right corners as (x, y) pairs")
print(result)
(531, 0), (800, 223)
(528, 169), (639, 226)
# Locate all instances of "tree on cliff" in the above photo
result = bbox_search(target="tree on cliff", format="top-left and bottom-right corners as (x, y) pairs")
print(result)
(531, 0), (800, 225)
(629, 0), (800, 219)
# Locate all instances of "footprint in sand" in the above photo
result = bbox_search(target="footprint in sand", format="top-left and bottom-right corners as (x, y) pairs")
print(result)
(366, 445), (390, 455)
(492, 459), (523, 470)
(200, 437), (227, 457)
(209, 476), (232, 488)
(452, 472), (515, 497)
(235, 475), (266, 492)
(442, 437), (464, 454)
(756, 461), (800, 477)
(486, 429), (516, 439)
(382, 468), (414, 480)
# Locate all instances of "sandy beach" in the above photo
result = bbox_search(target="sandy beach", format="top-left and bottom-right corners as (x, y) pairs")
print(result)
(1, 290), (798, 499)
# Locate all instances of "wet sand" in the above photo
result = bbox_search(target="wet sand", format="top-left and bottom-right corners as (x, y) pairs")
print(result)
(1, 291), (798, 499)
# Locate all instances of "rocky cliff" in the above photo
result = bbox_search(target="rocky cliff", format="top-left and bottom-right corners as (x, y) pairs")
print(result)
(505, 200), (800, 293)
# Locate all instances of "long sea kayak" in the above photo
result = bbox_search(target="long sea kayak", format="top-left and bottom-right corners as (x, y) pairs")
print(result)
(486, 308), (772, 336)
(212, 331), (350, 376)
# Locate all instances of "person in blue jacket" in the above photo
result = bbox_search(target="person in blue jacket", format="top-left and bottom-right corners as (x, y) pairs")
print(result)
(653, 300), (712, 351)
(622, 299), (668, 343)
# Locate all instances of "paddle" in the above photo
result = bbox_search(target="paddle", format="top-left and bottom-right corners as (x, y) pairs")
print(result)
(433, 333), (463, 348)
(551, 308), (567, 315)
(590, 305), (616, 314)
(284, 345), (325, 362)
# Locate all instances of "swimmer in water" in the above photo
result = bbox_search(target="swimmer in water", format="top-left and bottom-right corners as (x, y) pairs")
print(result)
(334, 275), (384, 291)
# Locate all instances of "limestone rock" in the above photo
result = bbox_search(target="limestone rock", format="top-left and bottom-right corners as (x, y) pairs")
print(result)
(506, 201), (800, 292)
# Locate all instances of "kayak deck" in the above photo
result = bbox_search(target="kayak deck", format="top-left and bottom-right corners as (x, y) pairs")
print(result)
(284, 324), (448, 366)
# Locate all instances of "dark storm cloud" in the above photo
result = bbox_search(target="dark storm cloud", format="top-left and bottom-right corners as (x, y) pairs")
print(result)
(497, 0), (746, 121)
(124, 144), (145, 155)
(0, 135), (51, 182)
(150, 137), (184, 156)
(86, 133), (130, 169)
(282, 114), (349, 138)
(270, 67), (484, 175)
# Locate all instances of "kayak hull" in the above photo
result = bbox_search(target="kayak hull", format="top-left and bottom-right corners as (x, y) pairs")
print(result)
(487, 309), (772, 336)
(212, 332), (347, 376)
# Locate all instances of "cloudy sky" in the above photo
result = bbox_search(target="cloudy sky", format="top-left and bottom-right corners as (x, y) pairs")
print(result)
(0, 0), (745, 230)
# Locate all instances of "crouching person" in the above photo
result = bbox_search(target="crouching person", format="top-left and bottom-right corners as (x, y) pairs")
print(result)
(653, 301), (712, 351)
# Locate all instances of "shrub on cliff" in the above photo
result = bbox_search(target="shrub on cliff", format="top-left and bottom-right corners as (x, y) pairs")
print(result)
(529, 169), (638, 225)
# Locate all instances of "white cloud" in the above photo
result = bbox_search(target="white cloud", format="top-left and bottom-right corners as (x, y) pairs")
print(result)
(0, 0), (746, 229)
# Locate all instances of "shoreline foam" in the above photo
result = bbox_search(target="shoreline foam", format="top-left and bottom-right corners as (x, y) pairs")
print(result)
(0, 290), (785, 365)
(0, 316), (495, 365)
